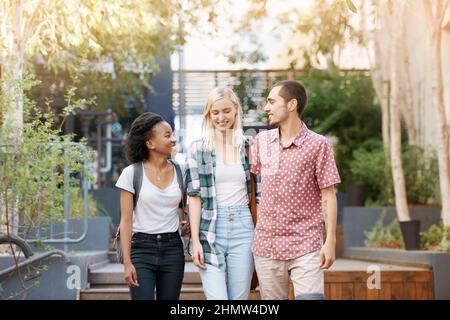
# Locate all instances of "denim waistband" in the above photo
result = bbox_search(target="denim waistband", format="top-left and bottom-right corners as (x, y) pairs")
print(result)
(132, 231), (180, 241)
(217, 204), (249, 210)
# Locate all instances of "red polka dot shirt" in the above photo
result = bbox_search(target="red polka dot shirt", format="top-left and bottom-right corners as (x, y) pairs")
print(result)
(250, 123), (341, 260)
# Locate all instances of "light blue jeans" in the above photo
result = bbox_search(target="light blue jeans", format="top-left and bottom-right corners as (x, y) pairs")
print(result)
(198, 204), (255, 300)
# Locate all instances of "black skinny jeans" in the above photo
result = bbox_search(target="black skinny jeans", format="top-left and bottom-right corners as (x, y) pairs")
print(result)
(130, 231), (185, 300)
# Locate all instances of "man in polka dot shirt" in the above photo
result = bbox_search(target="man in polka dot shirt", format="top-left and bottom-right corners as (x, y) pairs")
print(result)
(250, 80), (341, 300)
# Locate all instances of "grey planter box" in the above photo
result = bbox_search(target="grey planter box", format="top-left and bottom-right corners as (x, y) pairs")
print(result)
(342, 206), (441, 249)
(1, 217), (112, 299)
(0, 251), (107, 299)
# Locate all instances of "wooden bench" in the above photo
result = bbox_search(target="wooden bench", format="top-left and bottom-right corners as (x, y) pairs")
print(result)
(288, 259), (434, 300)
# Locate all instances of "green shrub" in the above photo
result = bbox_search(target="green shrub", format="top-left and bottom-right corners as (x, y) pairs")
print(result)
(365, 216), (450, 252)
(299, 68), (382, 191)
(349, 143), (439, 206)
(350, 141), (393, 206)
(420, 222), (450, 252)
(0, 74), (96, 235)
(69, 189), (98, 219)
(403, 146), (440, 205)
(364, 211), (404, 249)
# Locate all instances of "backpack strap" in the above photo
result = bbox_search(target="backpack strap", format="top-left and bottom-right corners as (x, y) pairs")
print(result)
(168, 158), (186, 211)
(132, 162), (143, 209)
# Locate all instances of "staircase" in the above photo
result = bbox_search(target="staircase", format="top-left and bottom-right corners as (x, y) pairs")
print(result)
(79, 239), (261, 300)
(79, 260), (207, 300)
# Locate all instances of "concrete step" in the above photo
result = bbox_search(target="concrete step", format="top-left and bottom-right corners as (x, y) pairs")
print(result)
(80, 285), (206, 300)
(89, 283), (201, 289)
(89, 283), (128, 289)
(88, 262), (201, 285)
(80, 286), (261, 300)
(80, 287), (131, 300)
(83, 261), (261, 300)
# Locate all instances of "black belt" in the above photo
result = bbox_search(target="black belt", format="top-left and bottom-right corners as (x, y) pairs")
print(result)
(133, 231), (179, 241)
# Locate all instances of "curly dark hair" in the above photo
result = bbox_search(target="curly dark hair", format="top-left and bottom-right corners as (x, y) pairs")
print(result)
(125, 112), (164, 163)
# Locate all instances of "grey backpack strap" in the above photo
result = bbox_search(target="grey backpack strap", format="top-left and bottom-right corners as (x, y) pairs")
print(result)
(168, 159), (186, 211)
(168, 159), (184, 190)
(132, 162), (143, 208)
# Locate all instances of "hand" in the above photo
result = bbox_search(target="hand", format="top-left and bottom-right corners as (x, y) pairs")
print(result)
(245, 135), (255, 145)
(124, 261), (139, 288)
(191, 240), (206, 270)
(319, 242), (335, 269)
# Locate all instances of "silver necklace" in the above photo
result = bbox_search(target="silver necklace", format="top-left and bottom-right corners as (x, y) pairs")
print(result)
(145, 162), (166, 181)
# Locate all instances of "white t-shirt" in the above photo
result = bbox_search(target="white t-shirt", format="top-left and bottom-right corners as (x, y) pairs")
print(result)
(115, 163), (182, 234)
(215, 163), (249, 206)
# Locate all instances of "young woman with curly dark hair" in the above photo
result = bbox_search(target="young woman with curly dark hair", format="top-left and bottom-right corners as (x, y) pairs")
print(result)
(115, 112), (187, 300)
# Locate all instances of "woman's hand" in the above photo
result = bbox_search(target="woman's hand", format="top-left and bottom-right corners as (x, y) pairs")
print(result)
(191, 239), (206, 269)
(245, 135), (255, 145)
(123, 261), (139, 288)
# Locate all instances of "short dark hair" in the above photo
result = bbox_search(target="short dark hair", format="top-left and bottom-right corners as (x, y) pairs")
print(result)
(125, 112), (164, 163)
(272, 80), (308, 117)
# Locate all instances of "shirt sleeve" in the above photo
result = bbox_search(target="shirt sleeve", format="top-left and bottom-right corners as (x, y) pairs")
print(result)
(186, 142), (201, 197)
(314, 139), (341, 189)
(115, 165), (135, 194)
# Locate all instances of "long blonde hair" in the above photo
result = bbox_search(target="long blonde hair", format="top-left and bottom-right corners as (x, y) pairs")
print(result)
(202, 86), (244, 152)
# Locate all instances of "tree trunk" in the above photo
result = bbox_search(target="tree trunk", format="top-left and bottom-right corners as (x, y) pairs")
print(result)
(381, 80), (390, 149)
(400, 14), (417, 146)
(365, 0), (391, 149)
(423, 0), (450, 227)
(432, 27), (450, 227)
(1, 1), (24, 238)
(2, 58), (24, 130)
(1, 0), (25, 131)
(389, 1), (411, 222)
(379, 1), (391, 150)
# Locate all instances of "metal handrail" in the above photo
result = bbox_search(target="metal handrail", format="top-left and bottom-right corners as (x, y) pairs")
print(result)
(0, 234), (34, 258)
(0, 250), (70, 280)
(24, 142), (90, 244)
(1, 142), (91, 245)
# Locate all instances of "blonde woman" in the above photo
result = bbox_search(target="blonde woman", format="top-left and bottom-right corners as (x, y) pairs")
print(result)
(186, 87), (255, 300)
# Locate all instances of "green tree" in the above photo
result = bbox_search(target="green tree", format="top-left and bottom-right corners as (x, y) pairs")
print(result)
(299, 68), (381, 190)
(0, 74), (96, 299)
(229, 0), (359, 68)
(1, 75), (95, 234)
(0, 0), (218, 130)
(281, 0), (360, 68)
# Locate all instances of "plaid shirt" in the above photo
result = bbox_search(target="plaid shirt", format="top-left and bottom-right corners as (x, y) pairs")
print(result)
(186, 138), (255, 268)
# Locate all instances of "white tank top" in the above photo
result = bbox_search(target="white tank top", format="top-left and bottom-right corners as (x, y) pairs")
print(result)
(215, 163), (249, 206)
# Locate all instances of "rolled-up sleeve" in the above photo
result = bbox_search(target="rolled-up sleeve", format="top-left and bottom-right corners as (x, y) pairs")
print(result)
(187, 142), (201, 197)
(314, 139), (341, 189)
